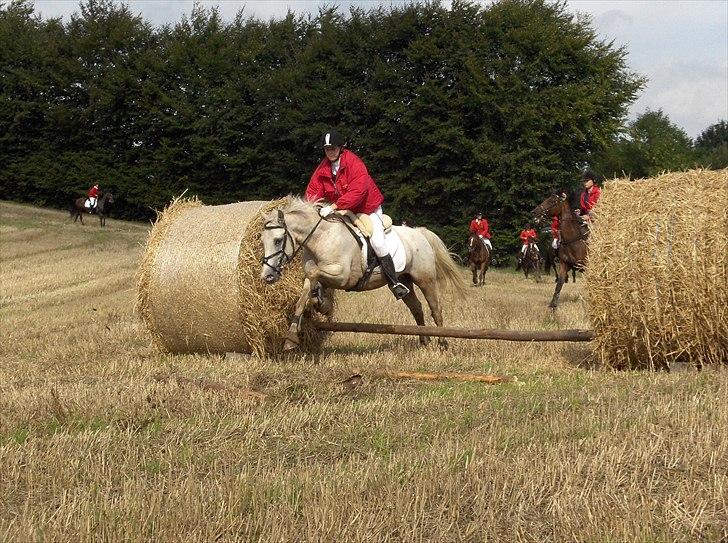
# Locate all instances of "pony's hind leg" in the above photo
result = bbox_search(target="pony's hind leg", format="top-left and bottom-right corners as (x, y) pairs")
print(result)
(418, 280), (448, 349)
(400, 276), (429, 346)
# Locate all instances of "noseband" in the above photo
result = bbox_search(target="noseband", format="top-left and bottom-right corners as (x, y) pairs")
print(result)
(261, 209), (324, 276)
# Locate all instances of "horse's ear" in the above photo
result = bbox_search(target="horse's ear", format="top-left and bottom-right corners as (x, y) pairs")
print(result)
(277, 209), (284, 223)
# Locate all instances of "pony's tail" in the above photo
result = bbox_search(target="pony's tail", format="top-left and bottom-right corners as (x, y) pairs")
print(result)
(419, 228), (469, 300)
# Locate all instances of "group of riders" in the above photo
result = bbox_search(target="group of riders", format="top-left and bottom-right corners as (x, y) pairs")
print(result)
(469, 170), (602, 268)
(300, 128), (605, 301)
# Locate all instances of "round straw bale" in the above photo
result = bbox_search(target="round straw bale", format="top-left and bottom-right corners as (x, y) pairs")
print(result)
(136, 196), (332, 356)
(585, 169), (728, 369)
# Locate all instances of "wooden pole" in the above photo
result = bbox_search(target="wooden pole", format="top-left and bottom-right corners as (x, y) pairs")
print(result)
(315, 321), (594, 342)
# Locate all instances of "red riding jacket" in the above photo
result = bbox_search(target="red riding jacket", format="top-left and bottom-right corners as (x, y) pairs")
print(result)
(305, 150), (384, 214)
(88, 186), (99, 198)
(469, 218), (491, 238)
(519, 229), (537, 245)
(551, 216), (560, 239)
(580, 185), (602, 215)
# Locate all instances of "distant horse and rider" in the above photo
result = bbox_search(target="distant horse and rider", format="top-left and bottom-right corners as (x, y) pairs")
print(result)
(468, 211), (492, 286)
(532, 171), (602, 308)
(467, 232), (491, 286)
(516, 222), (542, 280)
(71, 184), (114, 226)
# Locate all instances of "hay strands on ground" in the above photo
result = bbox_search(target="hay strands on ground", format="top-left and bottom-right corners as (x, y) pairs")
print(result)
(153, 372), (267, 401)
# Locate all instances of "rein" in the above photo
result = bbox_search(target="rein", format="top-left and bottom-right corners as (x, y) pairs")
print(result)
(261, 209), (324, 275)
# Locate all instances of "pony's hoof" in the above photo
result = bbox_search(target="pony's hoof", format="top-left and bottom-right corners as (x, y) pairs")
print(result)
(283, 332), (300, 352)
(419, 336), (431, 347)
(438, 339), (449, 351)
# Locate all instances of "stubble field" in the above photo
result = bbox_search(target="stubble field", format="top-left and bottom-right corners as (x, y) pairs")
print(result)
(1, 201), (726, 542)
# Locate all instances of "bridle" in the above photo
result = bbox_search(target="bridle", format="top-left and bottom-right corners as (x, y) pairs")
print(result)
(261, 209), (324, 276)
(533, 194), (587, 247)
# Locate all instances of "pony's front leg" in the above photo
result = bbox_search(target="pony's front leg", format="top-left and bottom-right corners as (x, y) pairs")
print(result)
(283, 277), (312, 352)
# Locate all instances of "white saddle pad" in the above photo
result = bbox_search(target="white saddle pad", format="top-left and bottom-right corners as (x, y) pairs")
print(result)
(354, 227), (406, 273)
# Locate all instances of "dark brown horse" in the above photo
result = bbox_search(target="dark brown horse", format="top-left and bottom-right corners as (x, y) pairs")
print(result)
(544, 243), (576, 283)
(532, 192), (589, 308)
(71, 191), (114, 227)
(467, 234), (491, 286)
(521, 242), (542, 281)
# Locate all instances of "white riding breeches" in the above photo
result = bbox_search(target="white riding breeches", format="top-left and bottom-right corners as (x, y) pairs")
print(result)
(552, 238), (559, 249)
(87, 197), (97, 208)
(521, 244), (528, 254)
(368, 206), (387, 257)
(483, 238), (492, 250)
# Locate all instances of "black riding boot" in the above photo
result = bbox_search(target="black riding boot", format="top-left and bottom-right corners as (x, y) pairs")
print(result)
(378, 254), (410, 300)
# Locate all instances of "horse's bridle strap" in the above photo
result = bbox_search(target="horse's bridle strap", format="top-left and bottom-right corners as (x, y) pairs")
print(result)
(261, 214), (324, 275)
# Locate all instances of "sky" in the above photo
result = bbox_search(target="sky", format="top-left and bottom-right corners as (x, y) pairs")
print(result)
(31, 0), (728, 139)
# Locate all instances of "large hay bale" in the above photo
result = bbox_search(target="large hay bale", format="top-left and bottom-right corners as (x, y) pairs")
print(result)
(585, 169), (728, 369)
(137, 197), (330, 356)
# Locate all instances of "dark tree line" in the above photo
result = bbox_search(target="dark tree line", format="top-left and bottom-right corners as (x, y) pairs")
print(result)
(1, 0), (646, 257)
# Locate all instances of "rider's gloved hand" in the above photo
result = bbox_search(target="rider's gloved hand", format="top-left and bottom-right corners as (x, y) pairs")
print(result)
(319, 205), (335, 218)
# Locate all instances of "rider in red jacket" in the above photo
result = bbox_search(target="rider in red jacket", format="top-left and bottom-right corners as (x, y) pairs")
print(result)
(579, 170), (602, 222)
(550, 216), (560, 249)
(469, 212), (492, 250)
(305, 129), (408, 300)
(519, 223), (538, 259)
(87, 184), (100, 209)
(305, 142), (384, 215)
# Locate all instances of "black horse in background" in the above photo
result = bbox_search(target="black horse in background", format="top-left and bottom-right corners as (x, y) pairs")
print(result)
(71, 191), (114, 227)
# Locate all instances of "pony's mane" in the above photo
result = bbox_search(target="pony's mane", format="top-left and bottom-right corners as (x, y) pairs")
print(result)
(284, 195), (319, 217)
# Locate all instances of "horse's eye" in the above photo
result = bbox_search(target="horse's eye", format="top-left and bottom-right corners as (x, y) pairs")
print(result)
(275, 238), (282, 246)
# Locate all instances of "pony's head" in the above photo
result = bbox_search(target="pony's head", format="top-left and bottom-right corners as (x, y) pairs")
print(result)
(260, 208), (294, 284)
(259, 197), (321, 284)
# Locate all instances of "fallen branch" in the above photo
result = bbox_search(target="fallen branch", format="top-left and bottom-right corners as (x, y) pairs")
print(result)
(374, 370), (506, 384)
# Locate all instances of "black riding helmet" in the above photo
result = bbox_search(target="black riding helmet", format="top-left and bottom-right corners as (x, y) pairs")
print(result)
(320, 129), (346, 148)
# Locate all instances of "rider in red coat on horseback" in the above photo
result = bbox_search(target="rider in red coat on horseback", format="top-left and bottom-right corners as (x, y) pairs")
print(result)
(551, 170), (602, 237)
(518, 223), (538, 263)
(551, 216), (560, 249)
(579, 170), (602, 222)
(469, 212), (492, 250)
(305, 129), (409, 300)
(87, 184), (100, 210)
